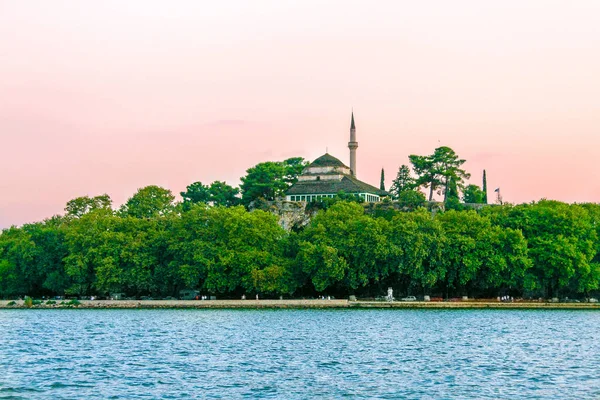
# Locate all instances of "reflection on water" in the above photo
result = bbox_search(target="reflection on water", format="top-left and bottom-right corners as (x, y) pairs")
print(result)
(1, 309), (599, 399)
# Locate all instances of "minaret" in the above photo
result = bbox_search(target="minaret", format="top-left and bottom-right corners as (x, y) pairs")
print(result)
(348, 112), (358, 176)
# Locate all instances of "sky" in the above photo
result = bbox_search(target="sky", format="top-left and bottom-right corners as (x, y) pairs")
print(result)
(1, 0), (599, 228)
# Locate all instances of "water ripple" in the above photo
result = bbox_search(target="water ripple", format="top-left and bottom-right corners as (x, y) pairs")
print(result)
(0, 309), (599, 399)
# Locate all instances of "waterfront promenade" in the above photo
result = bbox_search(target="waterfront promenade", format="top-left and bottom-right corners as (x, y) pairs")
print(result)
(2, 299), (599, 310)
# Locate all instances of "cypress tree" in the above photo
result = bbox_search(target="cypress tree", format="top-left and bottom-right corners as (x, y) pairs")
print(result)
(482, 169), (488, 204)
(380, 168), (385, 191)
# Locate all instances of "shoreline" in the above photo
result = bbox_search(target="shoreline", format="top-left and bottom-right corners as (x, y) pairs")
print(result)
(1, 299), (599, 310)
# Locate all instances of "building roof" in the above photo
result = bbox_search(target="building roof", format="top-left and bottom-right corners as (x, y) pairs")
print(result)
(308, 153), (349, 168)
(286, 174), (387, 196)
(350, 111), (355, 130)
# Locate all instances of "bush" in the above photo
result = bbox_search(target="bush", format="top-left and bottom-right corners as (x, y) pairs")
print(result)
(45, 300), (56, 305)
(66, 299), (81, 306)
(397, 190), (426, 210)
(445, 196), (464, 211)
(24, 296), (33, 308)
(6, 301), (16, 306)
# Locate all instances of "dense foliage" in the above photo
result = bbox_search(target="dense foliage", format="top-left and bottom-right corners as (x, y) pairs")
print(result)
(409, 146), (470, 202)
(2, 191), (598, 300)
(1, 149), (597, 299)
(240, 157), (308, 205)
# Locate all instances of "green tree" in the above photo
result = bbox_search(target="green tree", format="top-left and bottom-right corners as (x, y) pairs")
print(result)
(204, 207), (291, 295)
(297, 202), (393, 295)
(208, 181), (240, 207)
(410, 146), (470, 201)
(120, 186), (175, 218)
(0, 218), (70, 298)
(63, 208), (176, 297)
(63, 209), (120, 296)
(483, 201), (598, 297)
(181, 181), (240, 208)
(0, 227), (36, 297)
(281, 157), (308, 186)
(396, 190), (426, 210)
(463, 184), (486, 204)
(437, 210), (531, 297)
(180, 182), (211, 205)
(295, 241), (347, 292)
(409, 154), (439, 201)
(65, 194), (112, 218)
(240, 158), (308, 204)
(26, 218), (70, 295)
(168, 205), (292, 296)
(389, 165), (416, 199)
(387, 209), (447, 294)
(482, 170), (488, 204)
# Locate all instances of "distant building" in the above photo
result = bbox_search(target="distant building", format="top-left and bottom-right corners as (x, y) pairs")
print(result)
(285, 113), (387, 202)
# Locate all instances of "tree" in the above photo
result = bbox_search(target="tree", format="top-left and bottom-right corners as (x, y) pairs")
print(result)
(180, 182), (211, 205)
(208, 181), (240, 207)
(65, 194), (112, 218)
(0, 218), (70, 298)
(202, 207), (291, 295)
(0, 227), (37, 297)
(181, 181), (240, 208)
(396, 190), (426, 210)
(437, 210), (531, 298)
(482, 201), (598, 297)
(281, 157), (308, 186)
(389, 165), (416, 199)
(240, 158), (308, 205)
(380, 168), (385, 191)
(120, 186), (175, 218)
(446, 177), (460, 202)
(62, 208), (176, 297)
(444, 180), (464, 211)
(387, 209), (447, 294)
(463, 184), (486, 204)
(166, 204), (293, 296)
(434, 146), (470, 202)
(482, 170), (488, 204)
(63, 210), (116, 296)
(297, 202), (393, 295)
(410, 146), (470, 201)
(408, 154), (439, 201)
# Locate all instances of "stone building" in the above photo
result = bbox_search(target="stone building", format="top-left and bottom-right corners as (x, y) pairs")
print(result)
(285, 113), (386, 202)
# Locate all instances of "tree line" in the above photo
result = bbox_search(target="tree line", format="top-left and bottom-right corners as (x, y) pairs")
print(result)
(1, 192), (598, 300)
(1, 146), (598, 300)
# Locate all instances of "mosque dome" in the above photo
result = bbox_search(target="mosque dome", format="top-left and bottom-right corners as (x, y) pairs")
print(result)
(308, 153), (349, 169)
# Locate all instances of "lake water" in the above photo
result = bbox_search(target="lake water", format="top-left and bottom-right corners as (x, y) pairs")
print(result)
(1, 309), (599, 399)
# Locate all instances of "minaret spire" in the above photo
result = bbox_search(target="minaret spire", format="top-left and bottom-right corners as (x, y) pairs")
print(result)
(348, 111), (358, 176)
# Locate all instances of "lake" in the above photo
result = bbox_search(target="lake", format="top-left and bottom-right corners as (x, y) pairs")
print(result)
(1, 309), (599, 399)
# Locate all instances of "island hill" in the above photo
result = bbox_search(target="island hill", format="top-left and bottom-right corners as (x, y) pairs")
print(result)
(1, 114), (599, 305)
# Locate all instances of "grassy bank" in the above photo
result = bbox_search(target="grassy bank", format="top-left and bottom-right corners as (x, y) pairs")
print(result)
(1, 299), (600, 310)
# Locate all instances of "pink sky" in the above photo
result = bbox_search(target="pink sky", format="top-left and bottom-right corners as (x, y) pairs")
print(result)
(1, 0), (600, 228)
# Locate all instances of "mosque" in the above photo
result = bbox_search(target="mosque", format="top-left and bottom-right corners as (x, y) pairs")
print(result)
(285, 113), (387, 203)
